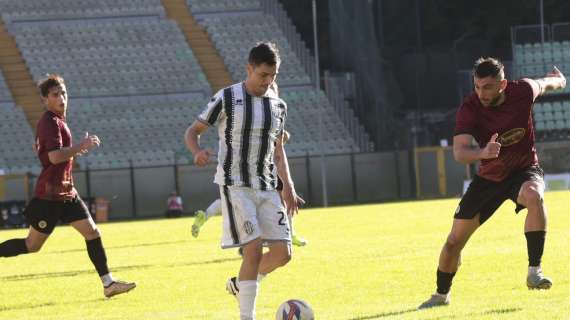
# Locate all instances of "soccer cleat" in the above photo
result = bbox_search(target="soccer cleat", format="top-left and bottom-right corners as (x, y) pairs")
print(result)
(417, 293), (450, 309)
(191, 210), (206, 238)
(226, 276), (239, 299)
(527, 272), (552, 290)
(104, 280), (136, 298)
(292, 235), (308, 247)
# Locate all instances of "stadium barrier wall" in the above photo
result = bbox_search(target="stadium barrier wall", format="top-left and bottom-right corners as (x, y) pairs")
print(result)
(3, 142), (570, 222)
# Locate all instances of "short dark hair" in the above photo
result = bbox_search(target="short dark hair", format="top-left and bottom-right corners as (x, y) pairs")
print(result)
(248, 42), (280, 66)
(472, 57), (504, 79)
(38, 74), (65, 97)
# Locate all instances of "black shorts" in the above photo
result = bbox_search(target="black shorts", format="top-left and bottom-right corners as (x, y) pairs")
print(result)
(24, 196), (91, 234)
(454, 166), (544, 225)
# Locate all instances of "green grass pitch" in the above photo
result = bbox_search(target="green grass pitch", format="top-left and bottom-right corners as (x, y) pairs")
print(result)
(0, 191), (569, 319)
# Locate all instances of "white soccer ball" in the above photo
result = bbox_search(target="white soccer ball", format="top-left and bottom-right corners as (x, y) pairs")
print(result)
(275, 299), (314, 320)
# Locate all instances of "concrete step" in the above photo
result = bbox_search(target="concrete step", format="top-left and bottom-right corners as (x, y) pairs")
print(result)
(161, 0), (233, 91)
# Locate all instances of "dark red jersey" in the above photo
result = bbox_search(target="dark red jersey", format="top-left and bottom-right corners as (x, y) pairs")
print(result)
(34, 111), (76, 201)
(454, 80), (540, 182)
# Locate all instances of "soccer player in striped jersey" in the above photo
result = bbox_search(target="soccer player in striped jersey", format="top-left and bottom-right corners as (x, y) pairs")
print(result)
(191, 130), (308, 247)
(185, 42), (299, 320)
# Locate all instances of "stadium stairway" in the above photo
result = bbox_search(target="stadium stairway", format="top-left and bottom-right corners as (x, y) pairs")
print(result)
(0, 21), (42, 128)
(161, 0), (232, 92)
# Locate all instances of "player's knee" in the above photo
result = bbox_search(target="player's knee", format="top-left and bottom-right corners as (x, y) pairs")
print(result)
(278, 250), (292, 267)
(245, 250), (263, 264)
(520, 185), (542, 208)
(443, 234), (464, 255)
(242, 241), (263, 263)
(25, 239), (43, 253)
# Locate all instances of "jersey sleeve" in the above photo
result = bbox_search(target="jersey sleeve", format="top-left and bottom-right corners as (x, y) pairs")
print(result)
(38, 116), (63, 152)
(520, 78), (540, 103)
(454, 101), (477, 136)
(198, 90), (225, 126)
(277, 101), (287, 136)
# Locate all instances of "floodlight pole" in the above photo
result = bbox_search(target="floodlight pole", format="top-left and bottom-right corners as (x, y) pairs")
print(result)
(540, 0), (545, 43)
(312, 0), (328, 207)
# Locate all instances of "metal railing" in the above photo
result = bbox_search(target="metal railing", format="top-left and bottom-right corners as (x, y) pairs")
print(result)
(323, 71), (373, 152)
(261, 0), (316, 84)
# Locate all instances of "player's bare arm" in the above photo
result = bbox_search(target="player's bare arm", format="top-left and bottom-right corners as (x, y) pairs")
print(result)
(274, 134), (299, 216)
(524, 66), (567, 99)
(184, 120), (213, 167)
(453, 133), (501, 164)
(48, 132), (100, 164)
(274, 152), (305, 208)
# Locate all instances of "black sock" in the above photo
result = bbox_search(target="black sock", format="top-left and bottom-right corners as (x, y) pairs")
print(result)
(436, 269), (456, 295)
(0, 238), (29, 257)
(86, 237), (110, 276)
(525, 231), (546, 267)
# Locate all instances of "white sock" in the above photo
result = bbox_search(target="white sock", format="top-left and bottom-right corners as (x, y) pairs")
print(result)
(205, 199), (222, 220)
(101, 273), (115, 287)
(238, 280), (258, 320)
(257, 273), (266, 282)
(529, 266), (542, 276)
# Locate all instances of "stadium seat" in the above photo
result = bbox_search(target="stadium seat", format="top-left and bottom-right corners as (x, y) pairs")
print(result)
(554, 119), (565, 130)
(544, 112), (554, 121)
(533, 111), (545, 122)
(542, 102), (553, 113)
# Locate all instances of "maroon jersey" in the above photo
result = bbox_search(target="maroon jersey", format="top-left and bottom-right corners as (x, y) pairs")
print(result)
(454, 80), (540, 182)
(34, 111), (77, 201)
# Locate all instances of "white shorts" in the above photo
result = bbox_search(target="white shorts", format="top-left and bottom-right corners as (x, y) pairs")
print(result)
(219, 185), (291, 249)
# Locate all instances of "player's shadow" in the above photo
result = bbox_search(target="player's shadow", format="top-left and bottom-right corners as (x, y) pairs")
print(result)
(420, 307), (523, 320)
(1, 257), (241, 282)
(0, 298), (105, 312)
(482, 308), (522, 315)
(0, 302), (56, 312)
(347, 308), (418, 320)
(47, 240), (189, 254)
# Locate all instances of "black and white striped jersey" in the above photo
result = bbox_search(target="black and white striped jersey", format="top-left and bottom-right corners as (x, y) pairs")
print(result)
(198, 82), (287, 190)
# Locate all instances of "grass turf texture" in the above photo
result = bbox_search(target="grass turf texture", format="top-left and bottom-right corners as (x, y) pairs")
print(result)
(0, 190), (568, 319)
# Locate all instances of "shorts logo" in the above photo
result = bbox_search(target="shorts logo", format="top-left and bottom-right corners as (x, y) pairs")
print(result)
(243, 221), (254, 235)
(498, 128), (526, 147)
(38, 220), (48, 229)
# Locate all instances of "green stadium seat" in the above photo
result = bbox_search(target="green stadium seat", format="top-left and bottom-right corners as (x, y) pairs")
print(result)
(544, 112), (554, 121)
(542, 102), (553, 113)
(533, 111), (545, 121)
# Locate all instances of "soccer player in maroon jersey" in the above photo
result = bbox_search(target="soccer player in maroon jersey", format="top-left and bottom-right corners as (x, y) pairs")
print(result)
(419, 58), (566, 309)
(0, 74), (136, 298)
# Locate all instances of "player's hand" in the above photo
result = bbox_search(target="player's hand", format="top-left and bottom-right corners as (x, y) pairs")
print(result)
(282, 184), (300, 217)
(479, 133), (501, 159)
(194, 149), (213, 167)
(79, 132), (100, 154)
(295, 195), (305, 207)
(546, 66), (566, 88)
